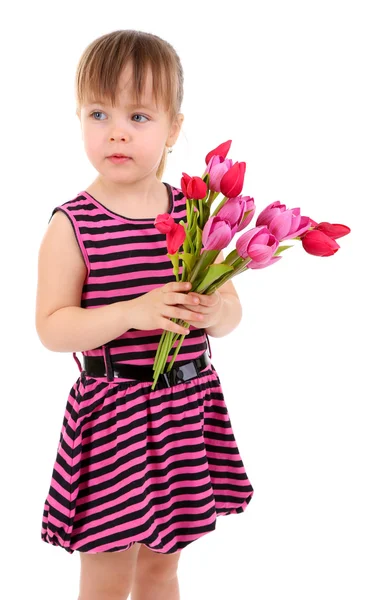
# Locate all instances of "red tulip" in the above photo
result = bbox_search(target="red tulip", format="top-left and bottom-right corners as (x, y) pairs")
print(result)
(154, 213), (177, 234)
(180, 173), (192, 199)
(312, 221), (351, 240)
(205, 140), (232, 165)
(166, 223), (186, 254)
(203, 155), (233, 192)
(220, 161), (246, 198)
(301, 229), (340, 256)
(180, 173), (207, 199)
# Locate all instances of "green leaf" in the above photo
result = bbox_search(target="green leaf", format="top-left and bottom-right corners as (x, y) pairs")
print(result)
(223, 248), (239, 265)
(179, 252), (196, 273)
(195, 263), (234, 293)
(167, 252), (180, 277)
(274, 245), (293, 256)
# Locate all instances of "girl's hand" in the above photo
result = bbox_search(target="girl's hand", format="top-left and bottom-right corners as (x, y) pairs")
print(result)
(176, 290), (223, 329)
(128, 281), (203, 336)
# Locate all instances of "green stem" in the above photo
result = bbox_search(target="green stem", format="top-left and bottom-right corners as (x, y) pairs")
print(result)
(153, 329), (167, 367)
(167, 332), (186, 371)
(184, 228), (194, 252)
(153, 331), (169, 381)
(206, 190), (221, 209)
(211, 195), (228, 216)
(151, 317), (191, 389)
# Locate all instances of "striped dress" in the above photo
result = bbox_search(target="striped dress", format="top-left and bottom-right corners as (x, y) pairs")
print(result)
(41, 182), (254, 554)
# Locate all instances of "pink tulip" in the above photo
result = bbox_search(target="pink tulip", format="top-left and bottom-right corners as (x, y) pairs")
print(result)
(256, 201), (311, 241)
(301, 230), (340, 256)
(166, 223), (186, 255)
(236, 226), (279, 267)
(217, 196), (245, 229)
(202, 216), (233, 250)
(247, 255), (282, 269)
(154, 213), (177, 234)
(181, 173), (207, 199)
(237, 196), (256, 231)
(220, 161), (246, 198)
(205, 140), (232, 165)
(204, 155), (233, 192)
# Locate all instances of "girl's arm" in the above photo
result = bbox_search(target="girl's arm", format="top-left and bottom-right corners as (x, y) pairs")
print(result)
(36, 210), (133, 353)
(38, 303), (133, 353)
(205, 292), (243, 338)
(204, 250), (243, 338)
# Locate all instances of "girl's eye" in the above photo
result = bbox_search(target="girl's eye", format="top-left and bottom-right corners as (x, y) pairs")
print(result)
(90, 111), (149, 123)
(132, 114), (149, 123)
(90, 111), (106, 120)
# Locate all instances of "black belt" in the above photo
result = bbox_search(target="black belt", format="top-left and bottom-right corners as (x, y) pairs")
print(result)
(83, 351), (211, 389)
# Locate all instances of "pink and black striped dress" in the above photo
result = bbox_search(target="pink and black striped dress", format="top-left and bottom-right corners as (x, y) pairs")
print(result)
(41, 182), (254, 554)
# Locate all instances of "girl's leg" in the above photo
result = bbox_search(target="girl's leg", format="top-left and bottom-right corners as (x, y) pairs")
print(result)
(78, 543), (140, 600)
(130, 544), (182, 600)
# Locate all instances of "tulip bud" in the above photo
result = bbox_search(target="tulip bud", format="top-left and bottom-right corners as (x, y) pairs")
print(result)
(154, 213), (176, 234)
(301, 230), (340, 256)
(313, 222), (351, 240)
(205, 140), (232, 165)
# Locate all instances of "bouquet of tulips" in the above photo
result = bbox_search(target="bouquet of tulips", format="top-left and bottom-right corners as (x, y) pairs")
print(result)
(151, 140), (350, 389)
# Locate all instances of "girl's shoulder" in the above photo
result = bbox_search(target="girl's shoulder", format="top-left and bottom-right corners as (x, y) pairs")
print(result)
(48, 191), (91, 224)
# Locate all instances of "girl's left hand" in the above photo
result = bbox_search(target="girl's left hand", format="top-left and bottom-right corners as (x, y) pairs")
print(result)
(178, 290), (223, 329)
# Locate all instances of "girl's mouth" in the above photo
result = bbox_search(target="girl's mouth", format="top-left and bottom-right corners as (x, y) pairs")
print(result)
(107, 156), (132, 164)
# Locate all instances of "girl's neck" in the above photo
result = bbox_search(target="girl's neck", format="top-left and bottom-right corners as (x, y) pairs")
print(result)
(84, 178), (170, 219)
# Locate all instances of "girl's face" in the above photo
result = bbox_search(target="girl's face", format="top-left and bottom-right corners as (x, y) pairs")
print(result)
(78, 62), (183, 184)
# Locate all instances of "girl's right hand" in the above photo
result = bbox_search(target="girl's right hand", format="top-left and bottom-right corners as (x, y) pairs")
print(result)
(128, 281), (201, 336)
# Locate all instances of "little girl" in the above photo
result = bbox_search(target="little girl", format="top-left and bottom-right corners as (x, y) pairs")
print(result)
(36, 29), (254, 600)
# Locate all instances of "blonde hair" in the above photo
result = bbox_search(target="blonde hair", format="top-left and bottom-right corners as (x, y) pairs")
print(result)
(75, 29), (184, 180)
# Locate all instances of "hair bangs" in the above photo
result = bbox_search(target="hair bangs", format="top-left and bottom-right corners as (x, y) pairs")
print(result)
(76, 30), (182, 119)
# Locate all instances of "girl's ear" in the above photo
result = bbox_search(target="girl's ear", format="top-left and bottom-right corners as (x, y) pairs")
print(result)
(167, 113), (184, 147)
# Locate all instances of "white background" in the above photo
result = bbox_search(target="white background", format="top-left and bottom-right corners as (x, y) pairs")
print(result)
(1, 1), (383, 598)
